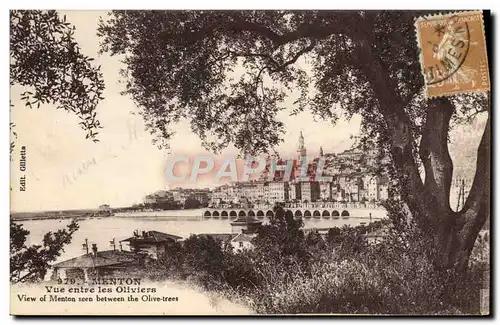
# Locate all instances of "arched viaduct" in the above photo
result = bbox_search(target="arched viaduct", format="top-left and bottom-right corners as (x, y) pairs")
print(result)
(202, 208), (352, 220)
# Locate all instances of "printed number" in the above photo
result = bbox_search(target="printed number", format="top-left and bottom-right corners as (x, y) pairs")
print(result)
(57, 278), (77, 285)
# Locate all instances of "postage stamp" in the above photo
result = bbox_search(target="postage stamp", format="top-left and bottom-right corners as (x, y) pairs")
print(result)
(415, 11), (490, 98)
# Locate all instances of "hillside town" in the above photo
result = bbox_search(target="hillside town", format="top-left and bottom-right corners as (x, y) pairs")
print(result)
(142, 133), (392, 210)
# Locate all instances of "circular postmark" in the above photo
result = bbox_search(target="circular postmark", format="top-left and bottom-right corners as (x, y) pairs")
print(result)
(423, 15), (471, 85)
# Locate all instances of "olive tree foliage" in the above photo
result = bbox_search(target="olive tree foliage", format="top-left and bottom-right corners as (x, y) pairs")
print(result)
(98, 11), (489, 271)
(10, 220), (79, 283)
(10, 10), (105, 142)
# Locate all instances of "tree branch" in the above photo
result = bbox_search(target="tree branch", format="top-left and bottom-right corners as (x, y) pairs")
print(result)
(224, 18), (286, 44)
(444, 113), (491, 269)
(227, 50), (278, 66)
(361, 55), (427, 221)
(17, 270), (41, 283)
(461, 112), (490, 216)
(419, 98), (454, 212)
(184, 14), (360, 50)
(269, 40), (317, 73)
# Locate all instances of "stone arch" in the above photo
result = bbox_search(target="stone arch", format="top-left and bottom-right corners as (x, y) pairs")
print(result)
(248, 210), (255, 217)
(322, 210), (330, 217)
(313, 210), (321, 218)
(221, 211), (228, 217)
(212, 211), (220, 217)
(238, 211), (246, 217)
(341, 210), (350, 217)
(230, 211), (237, 217)
(304, 210), (312, 218)
(203, 211), (211, 217)
(266, 210), (274, 217)
(257, 210), (264, 217)
(295, 210), (303, 217)
(332, 210), (340, 217)
(285, 210), (294, 218)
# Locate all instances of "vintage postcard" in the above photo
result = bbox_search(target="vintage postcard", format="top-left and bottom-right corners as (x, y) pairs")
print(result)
(10, 10), (491, 316)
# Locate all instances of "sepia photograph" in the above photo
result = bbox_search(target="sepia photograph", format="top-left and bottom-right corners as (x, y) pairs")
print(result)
(9, 9), (491, 316)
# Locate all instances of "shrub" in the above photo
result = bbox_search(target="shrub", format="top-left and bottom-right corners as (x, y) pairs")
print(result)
(150, 204), (485, 315)
(248, 247), (483, 315)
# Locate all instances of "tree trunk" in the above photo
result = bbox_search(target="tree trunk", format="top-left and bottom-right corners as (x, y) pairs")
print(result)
(452, 112), (490, 271)
(389, 97), (490, 272)
(362, 46), (489, 272)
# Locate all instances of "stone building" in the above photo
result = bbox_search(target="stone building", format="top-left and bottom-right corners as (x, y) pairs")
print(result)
(120, 230), (183, 259)
(51, 244), (143, 282)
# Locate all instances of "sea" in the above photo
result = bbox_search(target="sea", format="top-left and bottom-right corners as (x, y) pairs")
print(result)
(17, 208), (386, 266)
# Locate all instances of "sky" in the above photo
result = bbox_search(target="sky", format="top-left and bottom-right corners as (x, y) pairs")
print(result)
(10, 10), (362, 212)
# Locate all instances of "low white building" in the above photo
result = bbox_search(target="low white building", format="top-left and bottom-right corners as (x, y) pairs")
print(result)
(231, 233), (256, 251)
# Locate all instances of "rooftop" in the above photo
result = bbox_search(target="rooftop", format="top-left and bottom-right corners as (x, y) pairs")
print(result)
(120, 230), (183, 244)
(53, 250), (139, 269)
(231, 233), (256, 243)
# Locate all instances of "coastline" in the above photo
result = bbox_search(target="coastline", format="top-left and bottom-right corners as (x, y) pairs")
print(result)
(11, 206), (387, 222)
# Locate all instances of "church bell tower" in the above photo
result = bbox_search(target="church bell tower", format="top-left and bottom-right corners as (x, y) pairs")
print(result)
(297, 131), (307, 160)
